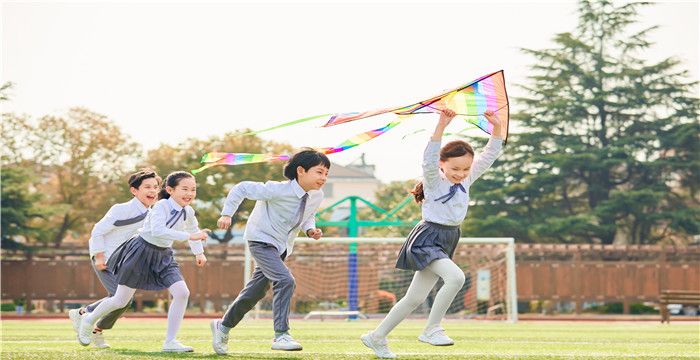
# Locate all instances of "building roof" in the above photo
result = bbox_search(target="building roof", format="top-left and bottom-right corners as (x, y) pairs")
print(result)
(329, 162), (377, 179)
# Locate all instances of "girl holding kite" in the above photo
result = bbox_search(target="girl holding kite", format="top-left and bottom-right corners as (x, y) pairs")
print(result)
(361, 108), (504, 359)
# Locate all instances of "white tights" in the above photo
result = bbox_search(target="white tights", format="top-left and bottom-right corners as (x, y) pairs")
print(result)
(373, 258), (465, 337)
(83, 280), (190, 342)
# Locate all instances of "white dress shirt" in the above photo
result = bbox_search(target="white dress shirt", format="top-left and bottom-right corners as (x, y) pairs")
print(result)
(421, 136), (503, 226)
(139, 198), (204, 255)
(221, 179), (323, 255)
(89, 197), (149, 260)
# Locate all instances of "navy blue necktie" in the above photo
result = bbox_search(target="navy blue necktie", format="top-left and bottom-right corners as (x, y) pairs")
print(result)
(166, 208), (186, 228)
(434, 183), (466, 204)
(288, 193), (309, 234)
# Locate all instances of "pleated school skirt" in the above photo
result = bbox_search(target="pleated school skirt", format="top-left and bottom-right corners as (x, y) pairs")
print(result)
(395, 220), (461, 271)
(107, 236), (183, 290)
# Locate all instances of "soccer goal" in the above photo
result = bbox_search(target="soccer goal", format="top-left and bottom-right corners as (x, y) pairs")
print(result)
(243, 237), (517, 323)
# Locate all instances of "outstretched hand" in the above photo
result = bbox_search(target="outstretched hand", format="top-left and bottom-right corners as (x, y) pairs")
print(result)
(217, 216), (232, 230)
(306, 228), (323, 240)
(483, 110), (501, 127)
(432, 108), (457, 141)
(438, 108), (457, 126)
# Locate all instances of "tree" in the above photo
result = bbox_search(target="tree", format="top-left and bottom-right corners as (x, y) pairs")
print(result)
(30, 108), (141, 247)
(142, 131), (294, 243)
(1, 84), (47, 247)
(466, 1), (700, 244)
(1, 167), (44, 247)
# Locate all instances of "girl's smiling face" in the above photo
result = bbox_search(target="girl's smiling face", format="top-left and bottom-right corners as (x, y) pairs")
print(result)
(167, 177), (197, 207)
(439, 154), (474, 184)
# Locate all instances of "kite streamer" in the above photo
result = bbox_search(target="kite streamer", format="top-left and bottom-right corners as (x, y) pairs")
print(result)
(192, 153), (290, 174)
(193, 119), (406, 173)
(239, 113), (332, 136)
(318, 118), (405, 154)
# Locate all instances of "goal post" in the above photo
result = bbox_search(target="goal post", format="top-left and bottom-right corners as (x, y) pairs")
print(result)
(244, 237), (517, 323)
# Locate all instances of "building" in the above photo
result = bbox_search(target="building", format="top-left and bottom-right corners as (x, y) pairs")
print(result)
(322, 154), (381, 208)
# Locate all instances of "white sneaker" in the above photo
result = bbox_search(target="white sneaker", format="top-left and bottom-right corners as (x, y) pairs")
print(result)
(77, 317), (94, 346)
(92, 331), (110, 349)
(210, 320), (229, 355)
(68, 308), (84, 333)
(271, 334), (302, 351)
(418, 327), (454, 346)
(361, 332), (397, 359)
(162, 339), (194, 352)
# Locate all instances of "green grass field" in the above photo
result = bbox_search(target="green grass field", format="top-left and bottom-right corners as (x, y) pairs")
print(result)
(1, 318), (698, 359)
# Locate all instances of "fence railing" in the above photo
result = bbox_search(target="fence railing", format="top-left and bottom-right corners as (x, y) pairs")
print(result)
(2, 242), (698, 315)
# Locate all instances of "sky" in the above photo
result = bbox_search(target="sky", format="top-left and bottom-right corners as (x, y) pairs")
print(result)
(3, 0), (698, 183)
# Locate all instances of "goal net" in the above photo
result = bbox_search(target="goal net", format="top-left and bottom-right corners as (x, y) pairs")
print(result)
(243, 237), (517, 322)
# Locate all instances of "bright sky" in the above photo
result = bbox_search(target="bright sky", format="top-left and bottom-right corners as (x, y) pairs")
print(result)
(3, 1), (698, 183)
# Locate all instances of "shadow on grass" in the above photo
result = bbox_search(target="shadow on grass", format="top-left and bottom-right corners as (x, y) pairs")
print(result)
(110, 348), (309, 359)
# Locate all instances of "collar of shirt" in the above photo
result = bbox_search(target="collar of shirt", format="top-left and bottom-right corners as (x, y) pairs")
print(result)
(166, 197), (184, 212)
(290, 179), (307, 198)
(128, 197), (149, 213)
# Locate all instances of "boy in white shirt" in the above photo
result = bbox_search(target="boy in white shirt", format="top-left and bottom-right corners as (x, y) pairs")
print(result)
(68, 169), (160, 348)
(210, 148), (329, 354)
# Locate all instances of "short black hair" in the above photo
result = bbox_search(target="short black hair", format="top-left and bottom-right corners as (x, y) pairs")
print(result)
(128, 168), (161, 189)
(283, 148), (331, 180)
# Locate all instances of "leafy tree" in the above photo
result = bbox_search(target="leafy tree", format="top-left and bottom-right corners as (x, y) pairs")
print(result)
(466, 1), (699, 244)
(31, 108), (141, 247)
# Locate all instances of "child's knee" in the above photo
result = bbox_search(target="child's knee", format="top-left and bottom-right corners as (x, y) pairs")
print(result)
(446, 271), (466, 288)
(278, 275), (296, 289)
(113, 297), (131, 308)
(173, 286), (190, 300)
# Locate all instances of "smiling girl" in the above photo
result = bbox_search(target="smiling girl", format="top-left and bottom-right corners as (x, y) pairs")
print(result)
(361, 109), (504, 358)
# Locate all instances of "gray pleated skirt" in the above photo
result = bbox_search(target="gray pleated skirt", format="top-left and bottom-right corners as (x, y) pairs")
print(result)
(107, 236), (183, 290)
(396, 221), (461, 271)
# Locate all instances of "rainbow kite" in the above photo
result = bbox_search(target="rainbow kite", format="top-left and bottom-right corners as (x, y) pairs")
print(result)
(193, 71), (508, 173)
(324, 70), (509, 141)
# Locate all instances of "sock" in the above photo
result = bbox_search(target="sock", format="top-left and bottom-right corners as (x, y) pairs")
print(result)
(274, 331), (289, 339)
(218, 322), (231, 334)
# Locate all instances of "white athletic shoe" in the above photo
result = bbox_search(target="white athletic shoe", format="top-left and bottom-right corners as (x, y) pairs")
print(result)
(92, 331), (110, 349)
(271, 334), (302, 351)
(68, 308), (84, 333)
(77, 317), (93, 346)
(210, 320), (229, 355)
(162, 339), (194, 352)
(418, 327), (454, 346)
(361, 332), (397, 359)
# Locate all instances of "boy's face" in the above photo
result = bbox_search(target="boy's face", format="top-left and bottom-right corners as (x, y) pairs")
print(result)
(439, 154), (474, 184)
(297, 164), (329, 192)
(167, 177), (197, 207)
(131, 177), (160, 207)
